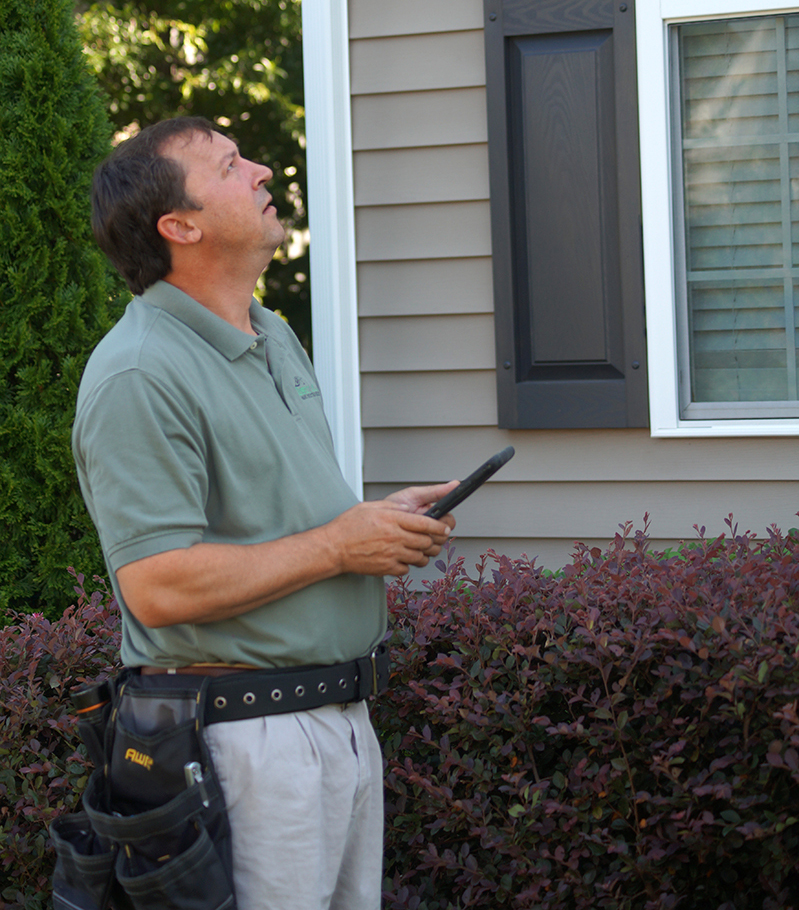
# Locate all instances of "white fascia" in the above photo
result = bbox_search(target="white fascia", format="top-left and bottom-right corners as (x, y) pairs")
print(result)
(637, 0), (799, 437)
(302, 0), (364, 494)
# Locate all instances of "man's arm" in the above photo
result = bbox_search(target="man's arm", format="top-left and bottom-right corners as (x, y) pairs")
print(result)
(117, 482), (458, 629)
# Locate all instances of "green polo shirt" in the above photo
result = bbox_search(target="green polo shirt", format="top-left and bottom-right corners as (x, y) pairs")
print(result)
(72, 281), (386, 669)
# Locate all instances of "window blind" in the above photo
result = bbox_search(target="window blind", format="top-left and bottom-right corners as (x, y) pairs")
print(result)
(676, 16), (799, 412)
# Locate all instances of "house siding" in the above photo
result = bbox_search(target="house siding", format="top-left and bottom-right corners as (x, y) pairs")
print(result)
(349, 0), (799, 577)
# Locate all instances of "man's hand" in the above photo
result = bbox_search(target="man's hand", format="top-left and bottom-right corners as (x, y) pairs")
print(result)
(323, 484), (457, 578)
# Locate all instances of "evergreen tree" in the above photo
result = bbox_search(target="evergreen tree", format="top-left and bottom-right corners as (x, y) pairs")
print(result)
(0, 0), (125, 618)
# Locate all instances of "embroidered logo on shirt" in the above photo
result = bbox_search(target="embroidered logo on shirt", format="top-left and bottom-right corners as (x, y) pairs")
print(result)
(294, 376), (321, 400)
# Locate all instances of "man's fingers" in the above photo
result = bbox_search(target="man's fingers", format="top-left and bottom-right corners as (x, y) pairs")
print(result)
(385, 481), (460, 514)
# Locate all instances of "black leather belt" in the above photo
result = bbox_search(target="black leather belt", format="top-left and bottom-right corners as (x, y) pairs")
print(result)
(201, 644), (390, 724)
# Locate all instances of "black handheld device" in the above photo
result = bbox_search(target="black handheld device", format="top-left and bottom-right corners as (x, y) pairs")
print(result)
(424, 446), (515, 520)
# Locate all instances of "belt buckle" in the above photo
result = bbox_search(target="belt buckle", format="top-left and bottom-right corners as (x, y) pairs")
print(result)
(355, 650), (379, 699)
(369, 649), (378, 695)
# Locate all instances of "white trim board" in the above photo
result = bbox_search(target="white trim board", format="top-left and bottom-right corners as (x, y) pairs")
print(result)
(662, 1), (799, 18)
(302, 0), (364, 495)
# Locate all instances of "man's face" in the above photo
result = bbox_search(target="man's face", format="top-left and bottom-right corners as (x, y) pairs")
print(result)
(162, 129), (286, 264)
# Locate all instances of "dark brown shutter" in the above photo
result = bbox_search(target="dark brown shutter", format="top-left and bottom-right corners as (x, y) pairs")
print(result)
(484, 0), (648, 428)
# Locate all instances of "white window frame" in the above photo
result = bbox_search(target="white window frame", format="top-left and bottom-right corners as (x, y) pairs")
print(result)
(637, 0), (799, 436)
(301, 0), (363, 495)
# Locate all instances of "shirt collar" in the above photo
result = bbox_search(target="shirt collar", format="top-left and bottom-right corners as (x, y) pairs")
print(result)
(138, 280), (266, 362)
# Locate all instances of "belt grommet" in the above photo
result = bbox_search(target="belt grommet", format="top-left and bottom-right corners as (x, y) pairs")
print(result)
(295, 685), (305, 697)
(338, 678), (347, 689)
(243, 692), (256, 705)
(214, 696), (227, 710)
(271, 688), (283, 702)
(318, 682), (327, 694)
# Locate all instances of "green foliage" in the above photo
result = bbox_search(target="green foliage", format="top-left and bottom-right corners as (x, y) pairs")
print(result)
(0, 571), (121, 909)
(76, 0), (310, 348)
(0, 0), (125, 619)
(376, 517), (799, 909)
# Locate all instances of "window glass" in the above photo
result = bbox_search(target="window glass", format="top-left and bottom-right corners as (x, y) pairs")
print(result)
(674, 16), (799, 416)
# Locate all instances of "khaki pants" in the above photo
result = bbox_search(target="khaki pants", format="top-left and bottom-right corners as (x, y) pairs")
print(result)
(204, 700), (384, 910)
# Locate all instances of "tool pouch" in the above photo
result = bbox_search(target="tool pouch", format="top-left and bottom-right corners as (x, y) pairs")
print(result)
(52, 672), (236, 910)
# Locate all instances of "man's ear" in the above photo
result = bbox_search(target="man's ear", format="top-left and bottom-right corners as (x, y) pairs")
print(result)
(157, 212), (202, 245)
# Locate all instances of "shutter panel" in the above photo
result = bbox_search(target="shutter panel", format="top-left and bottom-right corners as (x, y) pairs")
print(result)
(484, 0), (648, 428)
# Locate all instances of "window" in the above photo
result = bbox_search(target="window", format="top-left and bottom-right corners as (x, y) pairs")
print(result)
(639, 0), (799, 436)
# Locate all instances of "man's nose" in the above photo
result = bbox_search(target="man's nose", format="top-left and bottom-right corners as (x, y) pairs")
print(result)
(254, 163), (273, 187)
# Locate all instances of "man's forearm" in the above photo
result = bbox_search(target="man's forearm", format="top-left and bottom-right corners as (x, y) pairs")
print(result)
(116, 526), (341, 628)
(117, 496), (455, 629)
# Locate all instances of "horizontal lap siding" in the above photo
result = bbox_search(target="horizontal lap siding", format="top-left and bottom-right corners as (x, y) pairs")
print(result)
(355, 202), (492, 262)
(354, 145), (490, 206)
(350, 31), (486, 95)
(365, 480), (797, 541)
(350, 4), (499, 461)
(358, 258), (494, 317)
(348, 0), (799, 571)
(349, 0), (484, 38)
(359, 315), (496, 372)
(352, 88), (488, 150)
(369, 472), (799, 583)
(361, 371), (498, 427)
(363, 427), (799, 483)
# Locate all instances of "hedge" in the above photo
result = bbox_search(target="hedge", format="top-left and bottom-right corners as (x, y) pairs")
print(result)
(0, 571), (120, 909)
(0, 0), (124, 619)
(376, 517), (799, 909)
(4, 520), (799, 909)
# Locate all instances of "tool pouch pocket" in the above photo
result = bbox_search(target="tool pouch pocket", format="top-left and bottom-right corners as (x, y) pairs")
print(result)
(51, 811), (130, 910)
(52, 674), (235, 910)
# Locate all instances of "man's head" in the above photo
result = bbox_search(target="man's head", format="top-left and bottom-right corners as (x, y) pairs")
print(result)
(92, 117), (215, 295)
(93, 116), (284, 298)
(154, 126), (284, 277)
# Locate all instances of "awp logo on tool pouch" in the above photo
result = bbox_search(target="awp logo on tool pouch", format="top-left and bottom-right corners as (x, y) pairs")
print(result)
(125, 747), (154, 771)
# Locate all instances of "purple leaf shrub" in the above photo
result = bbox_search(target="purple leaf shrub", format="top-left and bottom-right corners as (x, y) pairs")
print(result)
(5, 519), (799, 910)
(0, 570), (120, 910)
(375, 518), (799, 910)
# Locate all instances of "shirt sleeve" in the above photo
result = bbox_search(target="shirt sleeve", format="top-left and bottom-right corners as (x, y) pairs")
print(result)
(73, 368), (209, 571)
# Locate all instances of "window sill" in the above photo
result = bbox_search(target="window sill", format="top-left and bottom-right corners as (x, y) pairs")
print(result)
(651, 419), (799, 438)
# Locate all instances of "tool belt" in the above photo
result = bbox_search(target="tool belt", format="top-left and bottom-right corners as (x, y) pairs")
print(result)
(204, 645), (390, 723)
(50, 646), (390, 910)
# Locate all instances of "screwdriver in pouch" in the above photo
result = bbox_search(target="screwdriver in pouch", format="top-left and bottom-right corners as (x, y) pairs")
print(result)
(184, 761), (210, 808)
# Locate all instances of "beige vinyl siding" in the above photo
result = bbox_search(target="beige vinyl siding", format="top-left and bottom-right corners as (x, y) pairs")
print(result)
(364, 427), (799, 483)
(366, 425), (799, 583)
(350, 31), (486, 95)
(348, 0), (799, 573)
(358, 258), (493, 317)
(355, 201), (491, 262)
(360, 315), (495, 372)
(366, 481), (795, 540)
(352, 88), (488, 151)
(349, 0), (484, 38)
(354, 145), (490, 206)
(361, 372), (497, 427)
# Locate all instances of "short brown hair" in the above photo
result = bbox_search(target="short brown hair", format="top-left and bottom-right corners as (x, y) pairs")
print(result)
(91, 117), (218, 295)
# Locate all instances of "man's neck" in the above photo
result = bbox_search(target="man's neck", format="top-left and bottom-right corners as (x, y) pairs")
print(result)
(163, 271), (259, 336)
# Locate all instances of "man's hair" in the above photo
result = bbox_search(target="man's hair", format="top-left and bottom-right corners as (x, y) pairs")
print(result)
(91, 117), (218, 295)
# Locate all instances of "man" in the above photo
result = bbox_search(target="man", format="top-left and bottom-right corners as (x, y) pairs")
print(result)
(72, 116), (457, 910)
